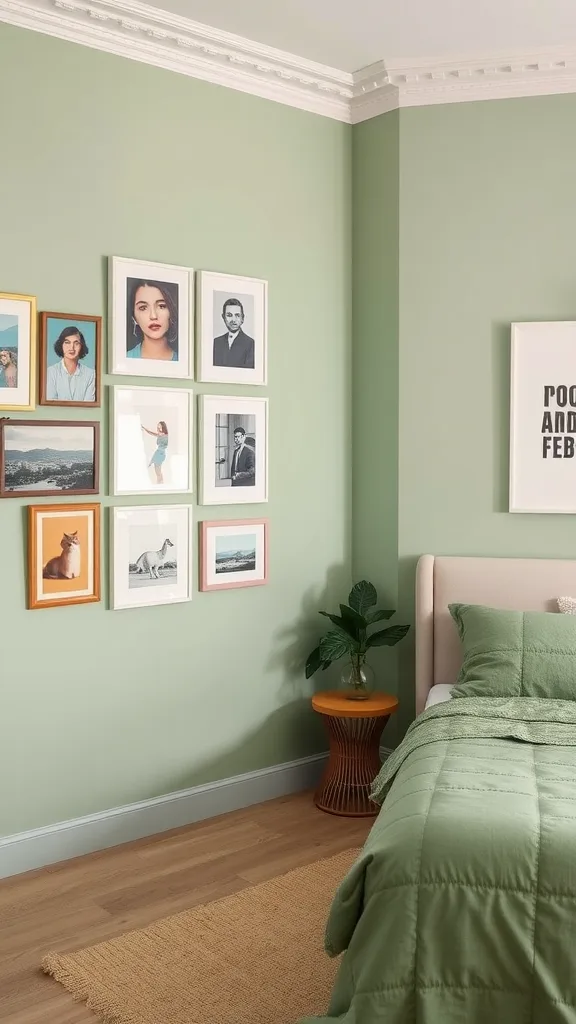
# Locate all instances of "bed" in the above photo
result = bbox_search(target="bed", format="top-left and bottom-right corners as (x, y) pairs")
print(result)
(299, 554), (576, 1024)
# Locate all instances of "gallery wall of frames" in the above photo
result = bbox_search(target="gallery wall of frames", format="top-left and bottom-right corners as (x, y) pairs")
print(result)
(0, 258), (269, 611)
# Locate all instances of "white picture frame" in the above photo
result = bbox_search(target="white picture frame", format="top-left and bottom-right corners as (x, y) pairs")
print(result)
(196, 271), (267, 385)
(111, 504), (192, 610)
(510, 320), (576, 513)
(109, 256), (194, 379)
(111, 385), (193, 496)
(199, 394), (268, 505)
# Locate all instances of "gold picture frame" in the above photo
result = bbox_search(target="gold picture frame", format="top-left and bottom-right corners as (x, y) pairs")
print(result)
(0, 291), (37, 411)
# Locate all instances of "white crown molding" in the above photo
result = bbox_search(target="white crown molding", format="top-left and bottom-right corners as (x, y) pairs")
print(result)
(2, 0), (576, 122)
(0, 0), (354, 121)
(351, 50), (576, 123)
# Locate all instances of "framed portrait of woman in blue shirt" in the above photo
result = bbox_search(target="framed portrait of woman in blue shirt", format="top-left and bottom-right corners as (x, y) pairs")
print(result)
(39, 311), (101, 408)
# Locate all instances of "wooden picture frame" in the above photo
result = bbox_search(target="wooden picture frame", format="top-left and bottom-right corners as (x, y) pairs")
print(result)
(28, 502), (101, 609)
(0, 419), (100, 498)
(199, 518), (269, 591)
(0, 291), (37, 411)
(39, 311), (102, 407)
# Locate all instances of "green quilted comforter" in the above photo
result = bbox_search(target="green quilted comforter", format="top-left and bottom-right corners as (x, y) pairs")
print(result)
(299, 697), (576, 1024)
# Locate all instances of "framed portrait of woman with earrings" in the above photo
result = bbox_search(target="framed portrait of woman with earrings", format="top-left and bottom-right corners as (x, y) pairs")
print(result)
(108, 256), (194, 379)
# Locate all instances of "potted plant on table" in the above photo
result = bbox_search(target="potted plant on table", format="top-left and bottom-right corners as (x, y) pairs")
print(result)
(305, 580), (410, 700)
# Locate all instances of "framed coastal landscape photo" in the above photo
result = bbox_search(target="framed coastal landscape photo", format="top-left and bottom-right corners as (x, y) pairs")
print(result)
(197, 271), (267, 385)
(200, 518), (268, 591)
(27, 502), (101, 610)
(199, 394), (268, 505)
(111, 385), (193, 496)
(111, 504), (192, 610)
(39, 311), (101, 407)
(0, 420), (99, 498)
(0, 292), (36, 411)
(109, 256), (193, 379)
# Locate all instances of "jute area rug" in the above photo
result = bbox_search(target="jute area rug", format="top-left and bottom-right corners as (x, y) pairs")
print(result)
(42, 847), (359, 1024)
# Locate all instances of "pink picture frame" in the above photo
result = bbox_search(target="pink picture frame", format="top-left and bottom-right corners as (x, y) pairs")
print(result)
(199, 518), (268, 592)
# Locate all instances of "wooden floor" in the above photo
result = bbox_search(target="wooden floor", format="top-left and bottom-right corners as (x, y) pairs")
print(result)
(0, 791), (371, 1023)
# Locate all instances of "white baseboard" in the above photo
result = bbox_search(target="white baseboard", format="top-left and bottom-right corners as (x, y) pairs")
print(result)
(0, 746), (394, 880)
(0, 751), (330, 880)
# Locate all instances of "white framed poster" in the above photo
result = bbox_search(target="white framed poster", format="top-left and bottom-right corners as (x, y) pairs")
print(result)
(111, 385), (193, 496)
(196, 271), (267, 385)
(109, 256), (194, 379)
(111, 504), (192, 610)
(199, 394), (268, 505)
(510, 320), (576, 513)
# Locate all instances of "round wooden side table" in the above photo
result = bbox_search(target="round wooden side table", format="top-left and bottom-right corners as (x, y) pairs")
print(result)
(311, 690), (399, 817)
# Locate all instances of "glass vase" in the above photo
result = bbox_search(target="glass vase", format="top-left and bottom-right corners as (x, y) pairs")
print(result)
(340, 658), (375, 700)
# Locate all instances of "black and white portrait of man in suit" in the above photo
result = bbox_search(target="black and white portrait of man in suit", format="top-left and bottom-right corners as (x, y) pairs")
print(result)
(215, 414), (256, 489)
(229, 426), (255, 487)
(213, 297), (255, 369)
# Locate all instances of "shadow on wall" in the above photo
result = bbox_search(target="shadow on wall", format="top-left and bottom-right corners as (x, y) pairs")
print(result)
(159, 565), (352, 797)
(163, 698), (327, 797)
(266, 562), (352, 701)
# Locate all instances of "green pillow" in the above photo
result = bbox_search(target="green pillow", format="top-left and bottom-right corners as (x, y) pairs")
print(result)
(449, 602), (576, 700)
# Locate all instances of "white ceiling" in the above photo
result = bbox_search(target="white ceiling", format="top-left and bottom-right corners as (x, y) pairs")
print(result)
(143, 0), (576, 71)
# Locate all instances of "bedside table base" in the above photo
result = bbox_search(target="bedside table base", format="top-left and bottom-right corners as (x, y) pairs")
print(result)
(314, 713), (390, 817)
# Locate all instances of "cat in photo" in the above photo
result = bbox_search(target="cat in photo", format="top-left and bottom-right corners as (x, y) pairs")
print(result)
(43, 531), (81, 580)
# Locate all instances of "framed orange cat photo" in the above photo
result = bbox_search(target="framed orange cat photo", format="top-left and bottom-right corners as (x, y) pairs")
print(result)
(27, 503), (101, 610)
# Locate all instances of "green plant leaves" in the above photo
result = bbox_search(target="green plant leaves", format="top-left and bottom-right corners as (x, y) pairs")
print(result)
(318, 610), (356, 637)
(319, 603), (367, 640)
(366, 624), (411, 648)
(365, 608), (395, 624)
(319, 629), (356, 663)
(305, 646), (323, 679)
(348, 580), (377, 616)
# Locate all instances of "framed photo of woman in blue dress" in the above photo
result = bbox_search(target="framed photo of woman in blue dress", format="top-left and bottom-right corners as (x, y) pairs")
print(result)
(111, 385), (193, 496)
(39, 311), (101, 407)
(109, 256), (194, 380)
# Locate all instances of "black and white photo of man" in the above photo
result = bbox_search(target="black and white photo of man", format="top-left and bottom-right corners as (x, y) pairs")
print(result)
(215, 414), (256, 488)
(230, 426), (255, 486)
(213, 296), (255, 369)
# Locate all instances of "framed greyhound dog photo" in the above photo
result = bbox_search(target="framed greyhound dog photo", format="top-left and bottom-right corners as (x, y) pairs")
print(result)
(111, 504), (193, 610)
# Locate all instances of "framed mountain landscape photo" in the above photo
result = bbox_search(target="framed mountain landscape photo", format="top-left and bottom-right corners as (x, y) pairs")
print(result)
(199, 518), (268, 591)
(0, 420), (99, 498)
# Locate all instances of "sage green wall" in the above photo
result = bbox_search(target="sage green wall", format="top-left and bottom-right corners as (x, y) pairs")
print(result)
(350, 95), (576, 738)
(0, 24), (351, 837)
(352, 113), (401, 746)
(397, 95), (576, 728)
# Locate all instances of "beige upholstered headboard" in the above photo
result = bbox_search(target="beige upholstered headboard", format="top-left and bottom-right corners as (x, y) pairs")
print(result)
(415, 554), (576, 716)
